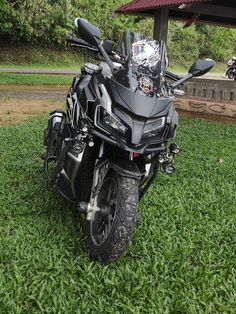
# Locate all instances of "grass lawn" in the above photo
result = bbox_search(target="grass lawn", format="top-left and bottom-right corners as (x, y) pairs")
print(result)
(0, 64), (82, 70)
(0, 45), (89, 70)
(0, 63), (226, 74)
(0, 116), (235, 313)
(0, 73), (73, 85)
(169, 62), (225, 74)
(0, 68), (224, 87)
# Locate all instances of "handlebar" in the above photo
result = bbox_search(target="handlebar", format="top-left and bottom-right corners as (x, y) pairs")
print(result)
(66, 35), (185, 82)
(65, 35), (99, 52)
(65, 36), (89, 46)
(165, 70), (182, 81)
(65, 35), (122, 65)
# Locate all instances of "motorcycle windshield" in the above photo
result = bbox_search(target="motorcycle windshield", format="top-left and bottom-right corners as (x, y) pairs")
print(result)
(114, 30), (170, 98)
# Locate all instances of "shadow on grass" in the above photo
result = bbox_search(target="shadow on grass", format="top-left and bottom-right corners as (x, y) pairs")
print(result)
(1, 162), (87, 257)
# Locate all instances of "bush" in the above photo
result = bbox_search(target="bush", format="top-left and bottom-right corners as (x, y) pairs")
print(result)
(0, 0), (68, 47)
(168, 22), (200, 67)
(196, 24), (236, 62)
(0, 0), (235, 63)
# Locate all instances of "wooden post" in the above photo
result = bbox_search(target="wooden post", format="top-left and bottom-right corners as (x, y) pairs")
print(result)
(153, 8), (169, 42)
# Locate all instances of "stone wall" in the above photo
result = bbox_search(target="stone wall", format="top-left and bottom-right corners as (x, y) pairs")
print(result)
(176, 78), (236, 118)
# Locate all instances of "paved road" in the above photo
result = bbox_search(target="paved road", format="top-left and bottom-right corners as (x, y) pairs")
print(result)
(0, 68), (78, 75)
(0, 67), (228, 80)
(0, 74), (233, 102)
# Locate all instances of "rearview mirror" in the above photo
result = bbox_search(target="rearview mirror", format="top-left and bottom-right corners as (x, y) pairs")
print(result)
(189, 59), (215, 77)
(75, 18), (101, 46)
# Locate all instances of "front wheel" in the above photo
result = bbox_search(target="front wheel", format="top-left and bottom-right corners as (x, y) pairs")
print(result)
(85, 171), (139, 263)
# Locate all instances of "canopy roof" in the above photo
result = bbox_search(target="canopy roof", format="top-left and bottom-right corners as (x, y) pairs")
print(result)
(115, 0), (236, 27)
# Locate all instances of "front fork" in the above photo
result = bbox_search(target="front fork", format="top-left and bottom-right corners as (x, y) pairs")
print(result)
(78, 158), (141, 221)
(78, 142), (180, 220)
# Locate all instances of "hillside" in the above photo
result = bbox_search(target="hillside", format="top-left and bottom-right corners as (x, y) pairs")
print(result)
(0, 0), (236, 66)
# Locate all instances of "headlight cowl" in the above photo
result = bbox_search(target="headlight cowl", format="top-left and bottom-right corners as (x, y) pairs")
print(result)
(96, 106), (128, 135)
(142, 116), (166, 139)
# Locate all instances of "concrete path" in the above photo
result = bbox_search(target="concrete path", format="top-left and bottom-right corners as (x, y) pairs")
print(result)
(0, 67), (229, 80)
(0, 68), (78, 75)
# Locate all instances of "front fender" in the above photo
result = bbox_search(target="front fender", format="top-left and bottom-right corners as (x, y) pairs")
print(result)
(95, 159), (141, 181)
(107, 160), (141, 180)
(91, 159), (141, 201)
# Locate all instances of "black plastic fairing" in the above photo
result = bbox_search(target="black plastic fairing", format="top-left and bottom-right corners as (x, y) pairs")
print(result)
(68, 73), (98, 124)
(109, 78), (173, 118)
(112, 102), (175, 145)
(67, 67), (178, 153)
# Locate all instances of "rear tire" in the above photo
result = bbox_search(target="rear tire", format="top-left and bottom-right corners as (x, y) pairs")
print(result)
(227, 69), (234, 79)
(85, 171), (139, 263)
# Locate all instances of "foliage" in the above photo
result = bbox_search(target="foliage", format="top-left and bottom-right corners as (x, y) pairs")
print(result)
(0, 0), (33, 41)
(0, 43), (90, 67)
(168, 22), (200, 67)
(71, 0), (138, 43)
(0, 1), (235, 63)
(196, 24), (236, 61)
(168, 22), (236, 66)
(0, 0), (133, 46)
(0, 116), (235, 312)
(0, 0), (69, 46)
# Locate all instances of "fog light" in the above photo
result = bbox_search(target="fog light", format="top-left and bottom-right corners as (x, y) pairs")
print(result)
(162, 162), (176, 175)
(88, 140), (94, 147)
(170, 143), (180, 155)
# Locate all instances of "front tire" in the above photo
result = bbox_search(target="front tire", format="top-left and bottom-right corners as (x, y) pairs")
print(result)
(85, 171), (139, 263)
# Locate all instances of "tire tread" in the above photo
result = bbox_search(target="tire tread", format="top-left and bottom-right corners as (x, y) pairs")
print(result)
(85, 172), (139, 263)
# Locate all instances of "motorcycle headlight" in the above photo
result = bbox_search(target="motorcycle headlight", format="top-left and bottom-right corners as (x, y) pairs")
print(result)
(142, 117), (166, 139)
(96, 106), (128, 135)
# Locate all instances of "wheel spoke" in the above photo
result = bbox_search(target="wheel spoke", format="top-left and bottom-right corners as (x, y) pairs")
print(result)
(98, 220), (104, 234)
(106, 183), (113, 203)
(91, 177), (117, 246)
(87, 174), (139, 263)
(104, 222), (108, 240)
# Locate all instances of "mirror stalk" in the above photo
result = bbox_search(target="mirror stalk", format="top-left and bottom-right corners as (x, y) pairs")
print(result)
(98, 43), (117, 73)
(170, 73), (193, 90)
(94, 37), (120, 75)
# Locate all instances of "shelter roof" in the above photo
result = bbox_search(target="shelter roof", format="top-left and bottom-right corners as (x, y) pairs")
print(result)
(115, 0), (236, 27)
(116, 0), (210, 13)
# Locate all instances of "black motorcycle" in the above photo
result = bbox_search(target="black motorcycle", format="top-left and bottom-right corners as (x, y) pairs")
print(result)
(226, 64), (236, 79)
(43, 18), (215, 263)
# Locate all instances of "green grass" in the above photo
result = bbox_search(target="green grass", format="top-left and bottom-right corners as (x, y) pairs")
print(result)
(0, 64), (81, 70)
(0, 73), (73, 85)
(0, 116), (235, 313)
(0, 64), (224, 87)
(0, 43), (225, 75)
(0, 64), (77, 69)
(0, 62), (226, 75)
(169, 62), (225, 75)
(0, 45), (90, 69)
